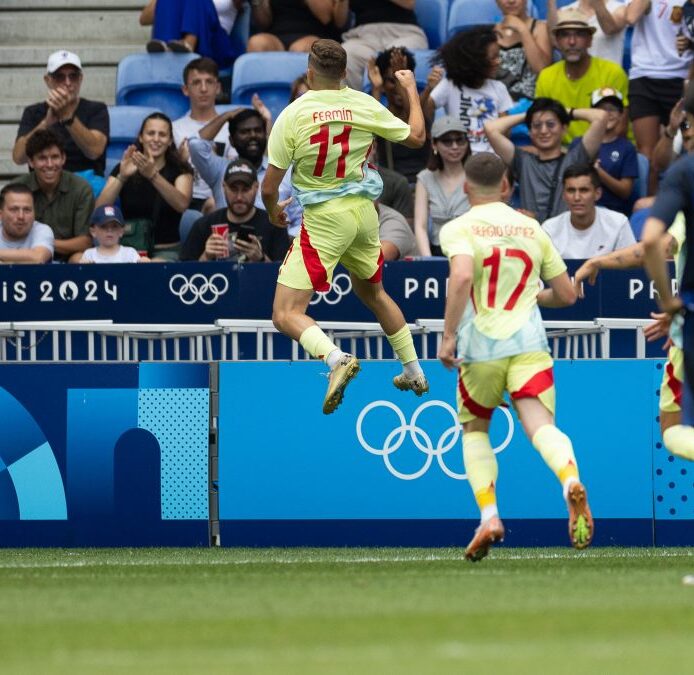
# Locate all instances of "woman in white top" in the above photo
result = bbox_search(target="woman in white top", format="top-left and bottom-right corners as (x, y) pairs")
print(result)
(547, 0), (627, 65)
(414, 116), (472, 257)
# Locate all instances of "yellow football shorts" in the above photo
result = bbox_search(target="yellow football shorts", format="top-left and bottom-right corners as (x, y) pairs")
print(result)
(277, 195), (384, 291)
(660, 345), (683, 413)
(457, 351), (556, 423)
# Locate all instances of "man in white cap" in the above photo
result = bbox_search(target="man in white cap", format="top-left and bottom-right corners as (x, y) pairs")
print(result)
(535, 7), (628, 143)
(12, 50), (109, 177)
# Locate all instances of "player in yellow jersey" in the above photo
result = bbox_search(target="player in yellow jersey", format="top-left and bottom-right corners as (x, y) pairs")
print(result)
(438, 153), (594, 561)
(574, 215), (694, 460)
(261, 39), (429, 414)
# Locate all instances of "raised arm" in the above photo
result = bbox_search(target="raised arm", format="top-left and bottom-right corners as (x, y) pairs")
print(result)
(484, 113), (524, 165)
(198, 109), (239, 141)
(140, 0), (156, 26)
(394, 70), (425, 148)
(575, 107), (608, 158)
(590, 0), (627, 35)
(625, 0), (651, 26)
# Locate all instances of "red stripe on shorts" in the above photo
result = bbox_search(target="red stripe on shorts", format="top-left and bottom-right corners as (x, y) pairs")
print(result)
(666, 359), (682, 407)
(368, 249), (385, 283)
(300, 226), (330, 292)
(457, 373), (495, 419)
(511, 367), (554, 399)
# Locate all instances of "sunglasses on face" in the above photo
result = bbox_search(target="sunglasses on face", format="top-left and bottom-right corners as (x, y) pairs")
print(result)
(531, 120), (559, 131)
(437, 135), (468, 147)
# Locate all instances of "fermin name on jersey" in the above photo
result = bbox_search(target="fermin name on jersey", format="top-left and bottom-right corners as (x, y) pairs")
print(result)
(472, 224), (536, 238)
(312, 108), (354, 123)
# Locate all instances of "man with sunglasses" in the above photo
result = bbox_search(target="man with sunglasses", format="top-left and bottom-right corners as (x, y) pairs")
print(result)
(12, 51), (109, 177)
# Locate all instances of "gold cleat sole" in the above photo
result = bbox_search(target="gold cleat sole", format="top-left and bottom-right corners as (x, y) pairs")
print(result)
(567, 482), (594, 550)
(323, 356), (360, 415)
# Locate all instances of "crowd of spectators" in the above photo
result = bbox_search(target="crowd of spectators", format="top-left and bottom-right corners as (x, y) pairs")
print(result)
(2, 1), (694, 265)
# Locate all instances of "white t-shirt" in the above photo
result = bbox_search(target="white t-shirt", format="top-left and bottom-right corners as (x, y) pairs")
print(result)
(567, 0), (626, 66)
(214, 0), (238, 34)
(173, 112), (238, 200)
(0, 221), (54, 256)
(81, 245), (141, 263)
(629, 0), (692, 79)
(542, 206), (636, 258)
(430, 78), (513, 153)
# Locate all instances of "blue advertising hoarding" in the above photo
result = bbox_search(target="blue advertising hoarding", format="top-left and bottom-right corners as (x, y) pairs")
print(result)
(218, 359), (675, 547)
(0, 363), (209, 546)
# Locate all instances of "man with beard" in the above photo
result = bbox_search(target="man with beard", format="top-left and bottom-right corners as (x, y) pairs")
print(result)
(180, 159), (290, 262)
(188, 108), (301, 235)
(0, 184), (55, 264)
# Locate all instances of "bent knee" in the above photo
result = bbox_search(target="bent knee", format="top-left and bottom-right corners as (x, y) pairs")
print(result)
(247, 33), (284, 52)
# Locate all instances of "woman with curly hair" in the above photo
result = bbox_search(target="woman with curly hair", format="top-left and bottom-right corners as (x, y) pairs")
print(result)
(423, 26), (513, 154)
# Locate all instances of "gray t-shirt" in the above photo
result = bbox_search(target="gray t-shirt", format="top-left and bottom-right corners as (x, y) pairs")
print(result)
(378, 204), (417, 259)
(0, 221), (55, 256)
(512, 142), (590, 222)
(416, 168), (471, 246)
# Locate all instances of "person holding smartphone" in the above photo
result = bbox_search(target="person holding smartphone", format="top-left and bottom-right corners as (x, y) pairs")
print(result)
(180, 158), (290, 262)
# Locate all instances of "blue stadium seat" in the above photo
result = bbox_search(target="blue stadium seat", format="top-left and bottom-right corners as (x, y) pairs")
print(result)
(115, 53), (199, 120)
(179, 209), (203, 243)
(362, 49), (436, 96)
(448, 0), (501, 37)
(414, 0), (448, 49)
(106, 105), (161, 177)
(230, 52), (309, 121)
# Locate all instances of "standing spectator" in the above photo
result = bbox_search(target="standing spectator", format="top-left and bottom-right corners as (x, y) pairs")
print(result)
(414, 117), (472, 256)
(377, 202), (417, 260)
(0, 184), (54, 264)
(535, 8), (629, 143)
(495, 0), (552, 102)
(14, 130), (94, 262)
(173, 57), (238, 213)
(547, 0), (628, 65)
(140, 0), (241, 67)
(424, 27), (513, 154)
(180, 159), (289, 261)
(485, 98), (607, 220)
(79, 205), (146, 264)
(336, 0), (428, 90)
(13, 51), (109, 182)
(368, 47), (430, 182)
(248, 0), (342, 52)
(96, 113), (193, 261)
(542, 164), (636, 257)
(626, 0), (692, 192)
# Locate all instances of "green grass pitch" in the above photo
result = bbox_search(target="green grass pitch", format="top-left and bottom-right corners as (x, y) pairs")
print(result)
(1, 547), (693, 674)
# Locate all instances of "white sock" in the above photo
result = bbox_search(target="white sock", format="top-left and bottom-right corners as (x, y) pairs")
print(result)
(481, 505), (499, 522)
(403, 360), (423, 377)
(326, 349), (348, 369)
(562, 476), (579, 501)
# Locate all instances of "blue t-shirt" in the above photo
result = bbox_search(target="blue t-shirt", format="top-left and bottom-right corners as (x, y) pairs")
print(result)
(570, 136), (638, 215)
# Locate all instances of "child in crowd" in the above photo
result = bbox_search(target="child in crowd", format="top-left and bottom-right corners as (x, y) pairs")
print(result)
(80, 205), (147, 263)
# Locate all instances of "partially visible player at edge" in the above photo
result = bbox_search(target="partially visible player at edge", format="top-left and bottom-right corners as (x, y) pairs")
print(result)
(437, 153), (593, 561)
(575, 216), (694, 460)
(262, 40), (429, 414)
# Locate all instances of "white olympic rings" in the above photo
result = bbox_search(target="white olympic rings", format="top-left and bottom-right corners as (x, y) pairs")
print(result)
(309, 272), (352, 305)
(169, 273), (230, 305)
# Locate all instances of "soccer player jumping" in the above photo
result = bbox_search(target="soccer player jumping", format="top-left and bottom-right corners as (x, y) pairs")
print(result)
(438, 153), (594, 561)
(262, 40), (429, 414)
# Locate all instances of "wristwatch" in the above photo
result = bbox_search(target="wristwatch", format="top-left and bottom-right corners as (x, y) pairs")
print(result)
(61, 116), (75, 127)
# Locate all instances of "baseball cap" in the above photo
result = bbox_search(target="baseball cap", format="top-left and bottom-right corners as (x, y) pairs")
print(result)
(431, 116), (467, 139)
(552, 8), (596, 34)
(591, 87), (624, 110)
(223, 159), (257, 186)
(47, 50), (82, 74)
(91, 204), (124, 227)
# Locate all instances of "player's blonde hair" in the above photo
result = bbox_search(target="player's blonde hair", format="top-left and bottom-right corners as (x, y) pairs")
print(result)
(308, 40), (347, 81)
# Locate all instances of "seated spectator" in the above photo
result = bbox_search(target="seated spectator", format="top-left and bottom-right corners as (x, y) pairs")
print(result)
(173, 57), (238, 213)
(248, 0), (342, 53)
(414, 117), (472, 256)
(367, 47), (429, 182)
(495, 0), (552, 102)
(542, 164), (635, 257)
(80, 205), (147, 263)
(13, 51), (109, 185)
(180, 159), (290, 261)
(535, 8), (629, 144)
(424, 27), (513, 154)
(485, 98), (607, 220)
(377, 202), (417, 260)
(337, 0), (428, 90)
(571, 88), (637, 216)
(140, 0), (240, 67)
(96, 113), (193, 261)
(0, 184), (54, 264)
(14, 129), (93, 262)
(289, 74), (309, 102)
(547, 0), (627, 65)
(188, 108), (301, 235)
(379, 164), (413, 222)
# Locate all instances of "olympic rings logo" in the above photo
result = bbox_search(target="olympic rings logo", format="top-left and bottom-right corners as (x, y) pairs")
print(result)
(168, 273), (230, 305)
(309, 273), (352, 305)
(356, 400), (514, 480)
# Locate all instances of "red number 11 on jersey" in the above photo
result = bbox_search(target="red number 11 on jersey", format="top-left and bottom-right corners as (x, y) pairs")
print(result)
(310, 124), (352, 178)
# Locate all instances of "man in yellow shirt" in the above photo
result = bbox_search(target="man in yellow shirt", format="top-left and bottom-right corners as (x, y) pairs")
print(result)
(438, 152), (593, 561)
(535, 8), (628, 143)
(262, 39), (428, 414)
